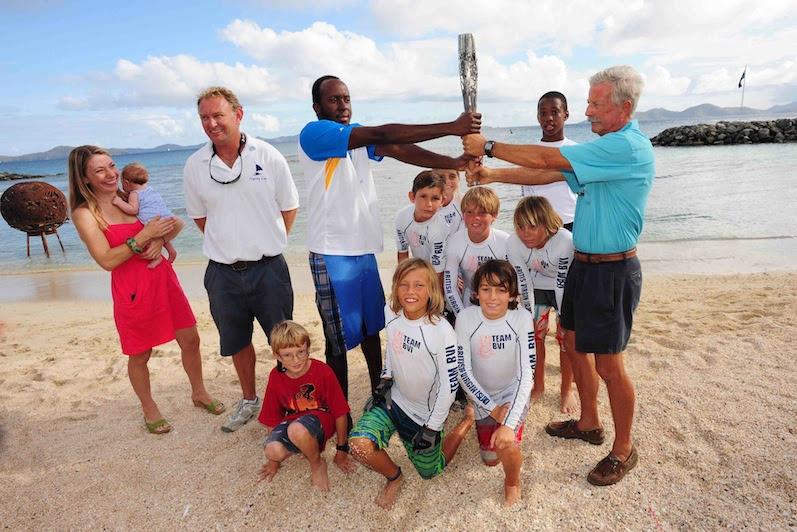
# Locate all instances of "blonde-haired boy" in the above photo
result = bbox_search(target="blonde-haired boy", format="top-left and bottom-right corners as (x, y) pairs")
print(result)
(443, 186), (509, 316)
(258, 320), (355, 490)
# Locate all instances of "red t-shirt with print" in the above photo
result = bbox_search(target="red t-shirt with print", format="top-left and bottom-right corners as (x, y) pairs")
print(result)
(258, 358), (350, 443)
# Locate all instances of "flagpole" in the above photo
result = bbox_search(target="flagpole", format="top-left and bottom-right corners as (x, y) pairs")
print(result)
(740, 65), (746, 110)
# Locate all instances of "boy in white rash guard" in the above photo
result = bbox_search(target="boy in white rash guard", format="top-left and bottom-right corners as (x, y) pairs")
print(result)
(349, 258), (475, 511)
(522, 92), (578, 231)
(456, 259), (535, 507)
(506, 196), (575, 413)
(443, 186), (509, 317)
(395, 171), (451, 277)
(436, 168), (463, 234)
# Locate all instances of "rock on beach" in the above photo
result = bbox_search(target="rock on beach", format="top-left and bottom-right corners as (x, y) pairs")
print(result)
(651, 118), (797, 146)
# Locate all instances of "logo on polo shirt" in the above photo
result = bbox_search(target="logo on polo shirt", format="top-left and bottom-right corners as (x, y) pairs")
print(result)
(250, 162), (268, 181)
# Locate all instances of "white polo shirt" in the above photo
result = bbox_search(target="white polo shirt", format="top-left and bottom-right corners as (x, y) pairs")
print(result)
(183, 135), (299, 264)
(521, 137), (578, 224)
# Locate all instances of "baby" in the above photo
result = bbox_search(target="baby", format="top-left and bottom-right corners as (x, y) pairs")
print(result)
(113, 163), (180, 268)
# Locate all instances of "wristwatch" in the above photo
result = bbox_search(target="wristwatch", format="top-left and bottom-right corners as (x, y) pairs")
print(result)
(484, 140), (496, 158)
(336, 443), (350, 453)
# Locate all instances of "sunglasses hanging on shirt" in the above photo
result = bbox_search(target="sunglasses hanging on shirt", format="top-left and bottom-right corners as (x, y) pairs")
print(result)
(209, 133), (247, 185)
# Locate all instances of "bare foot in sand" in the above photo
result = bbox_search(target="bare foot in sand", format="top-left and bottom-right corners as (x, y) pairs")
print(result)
(310, 458), (329, 491)
(531, 385), (544, 402)
(560, 388), (579, 414)
(504, 484), (521, 507)
(375, 472), (404, 510)
(258, 460), (281, 482)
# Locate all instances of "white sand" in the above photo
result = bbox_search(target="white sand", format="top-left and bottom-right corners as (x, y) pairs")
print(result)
(0, 272), (795, 529)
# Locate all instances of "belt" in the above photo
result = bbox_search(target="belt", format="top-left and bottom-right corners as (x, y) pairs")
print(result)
(212, 255), (275, 271)
(574, 248), (637, 264)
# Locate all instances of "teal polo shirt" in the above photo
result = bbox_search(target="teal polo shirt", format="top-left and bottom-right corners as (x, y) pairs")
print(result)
(559, 120), (655, 254)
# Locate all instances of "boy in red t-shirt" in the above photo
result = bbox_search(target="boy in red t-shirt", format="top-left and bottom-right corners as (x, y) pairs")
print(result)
(258, 321), (355, 490)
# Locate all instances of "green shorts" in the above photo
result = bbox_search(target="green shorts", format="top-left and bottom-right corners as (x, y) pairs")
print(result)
(350, 402), (445, 480)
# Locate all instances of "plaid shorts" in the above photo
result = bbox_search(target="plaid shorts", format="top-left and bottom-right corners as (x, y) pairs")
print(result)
(309, 252), (348, 358)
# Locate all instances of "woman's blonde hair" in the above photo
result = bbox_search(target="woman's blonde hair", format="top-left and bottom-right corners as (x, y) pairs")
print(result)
(68, 145), (112, 229)
(390, 258), (444, 321)
(513, 195), (562, 237)
(269, 320), (311, 355)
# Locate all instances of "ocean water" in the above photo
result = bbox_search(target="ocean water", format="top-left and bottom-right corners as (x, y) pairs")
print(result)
(1, 119), (795, 274)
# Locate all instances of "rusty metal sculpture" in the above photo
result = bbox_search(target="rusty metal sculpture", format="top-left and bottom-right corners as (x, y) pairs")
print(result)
(0, 182), (68, 257)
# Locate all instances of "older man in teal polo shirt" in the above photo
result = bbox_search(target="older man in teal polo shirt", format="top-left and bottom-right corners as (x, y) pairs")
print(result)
(463, 65), (654, 486)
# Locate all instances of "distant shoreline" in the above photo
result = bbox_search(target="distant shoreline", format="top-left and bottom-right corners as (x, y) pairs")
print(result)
(0, 171), (52, 181)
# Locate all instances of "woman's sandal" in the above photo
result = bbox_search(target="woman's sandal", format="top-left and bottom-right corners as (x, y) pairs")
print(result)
(145, 418), (172, 435)
(193, 398), (226, 415)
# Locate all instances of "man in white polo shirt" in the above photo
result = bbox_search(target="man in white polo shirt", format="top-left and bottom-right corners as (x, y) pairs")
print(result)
(298, 75), (480, 412)
(184, 86), (299, 433)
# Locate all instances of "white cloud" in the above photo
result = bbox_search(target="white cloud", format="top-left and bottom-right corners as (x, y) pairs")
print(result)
(248, 112), (280, 134)
(135, 114), (186, 137)
(62, 55), (280, 110)
(643, 66), (691, 97)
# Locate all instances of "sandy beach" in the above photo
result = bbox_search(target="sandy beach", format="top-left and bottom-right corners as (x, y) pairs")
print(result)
(0, 267), (795, 529)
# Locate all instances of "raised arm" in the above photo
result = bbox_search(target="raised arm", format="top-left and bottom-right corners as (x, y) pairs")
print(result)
(468, 165), (565, 187)
(463, 133), (573, 171)
(348, 112), (481, 150)
(376, 144), (472, 170)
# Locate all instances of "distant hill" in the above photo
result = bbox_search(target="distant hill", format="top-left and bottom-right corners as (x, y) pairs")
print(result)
(0, 137), (289, 163)
(633, 102), (797, 122)
(0, 143), (202, 163)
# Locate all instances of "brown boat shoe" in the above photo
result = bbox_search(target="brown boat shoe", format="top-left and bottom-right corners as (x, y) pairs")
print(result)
(544, 419), (605, 445)
(587, 446), (639, 486)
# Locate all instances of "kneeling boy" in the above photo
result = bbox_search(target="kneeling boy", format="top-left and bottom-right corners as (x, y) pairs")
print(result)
(349, 259), (475, 510)
(258, 321), (355, 490)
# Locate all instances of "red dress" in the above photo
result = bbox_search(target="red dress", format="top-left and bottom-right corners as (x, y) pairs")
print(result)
(103, 222), (196, 355)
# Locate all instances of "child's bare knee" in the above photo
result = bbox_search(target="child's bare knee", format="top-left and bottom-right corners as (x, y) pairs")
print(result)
(287, 420), (311, 441)
(349, 437), (375, 460)
(265, 441), (288, 461)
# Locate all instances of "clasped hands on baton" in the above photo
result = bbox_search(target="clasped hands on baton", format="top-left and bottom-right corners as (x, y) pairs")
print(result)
(460, 132), (492, 187)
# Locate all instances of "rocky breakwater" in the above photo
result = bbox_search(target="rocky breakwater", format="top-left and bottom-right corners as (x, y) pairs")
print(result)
(0, 172), (46, 181)
(651, 118), (797, 146)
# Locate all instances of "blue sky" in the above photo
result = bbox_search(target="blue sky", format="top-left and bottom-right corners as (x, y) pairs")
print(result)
(1, 0), (796, 155)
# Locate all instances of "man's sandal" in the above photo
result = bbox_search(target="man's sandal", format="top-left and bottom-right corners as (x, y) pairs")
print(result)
(545, 419), (605, 445)
(193, 398), (226, 415)
(145, 418), (172, 435)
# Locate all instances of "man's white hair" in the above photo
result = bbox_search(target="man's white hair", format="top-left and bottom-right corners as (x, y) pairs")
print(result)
(589, 65), (644, 114)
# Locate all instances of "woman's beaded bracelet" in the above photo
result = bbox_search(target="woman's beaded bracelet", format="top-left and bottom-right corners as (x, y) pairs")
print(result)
(125, 237), (143, 254)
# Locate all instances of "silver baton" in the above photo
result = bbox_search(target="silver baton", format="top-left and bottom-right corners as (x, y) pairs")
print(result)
(458, 33), (478, 112)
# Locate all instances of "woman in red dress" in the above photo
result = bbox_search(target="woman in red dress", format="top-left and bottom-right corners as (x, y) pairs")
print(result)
(68, 145), (224, 434)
